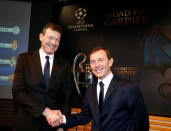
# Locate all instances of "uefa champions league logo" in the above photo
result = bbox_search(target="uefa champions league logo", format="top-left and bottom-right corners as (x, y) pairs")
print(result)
(75, 8), (87, 20)
(68, 7), (93, 31)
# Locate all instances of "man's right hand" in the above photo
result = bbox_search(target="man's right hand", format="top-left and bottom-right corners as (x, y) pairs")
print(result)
(42, 107), (63, 127)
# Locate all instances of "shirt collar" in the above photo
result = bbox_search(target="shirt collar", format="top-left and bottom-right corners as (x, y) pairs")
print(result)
(98, 72), (113, 85)
(39, 48), (54, 60)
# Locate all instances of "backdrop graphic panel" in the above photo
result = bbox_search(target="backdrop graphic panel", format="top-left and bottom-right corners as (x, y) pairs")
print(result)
(54, 3), (171, 116)
(0, 1), (31, 98)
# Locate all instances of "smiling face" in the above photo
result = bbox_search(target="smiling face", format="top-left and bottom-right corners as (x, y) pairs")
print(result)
(90, 49), (113, 80)
(39, 28), (61, 55)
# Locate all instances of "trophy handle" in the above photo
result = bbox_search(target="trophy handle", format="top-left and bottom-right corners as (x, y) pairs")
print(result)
(73, 53), (87, 96)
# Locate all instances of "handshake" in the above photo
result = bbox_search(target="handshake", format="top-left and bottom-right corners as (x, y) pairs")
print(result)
(42, 107), (64, 127)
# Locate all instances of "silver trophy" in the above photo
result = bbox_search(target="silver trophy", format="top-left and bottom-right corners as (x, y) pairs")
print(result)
(73, 53), (93, 99)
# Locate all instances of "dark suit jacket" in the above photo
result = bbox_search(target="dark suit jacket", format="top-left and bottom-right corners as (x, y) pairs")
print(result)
(64, 75), (149, 131)
(12, 50), (72, 131)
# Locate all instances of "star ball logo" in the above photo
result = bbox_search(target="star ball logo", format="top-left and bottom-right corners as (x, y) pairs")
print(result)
(75, 8), (87, 20)
(68, 8), (93, 32)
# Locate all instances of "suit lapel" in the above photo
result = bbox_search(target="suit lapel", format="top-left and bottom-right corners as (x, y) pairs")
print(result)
(92, 81), (99, 110)
(103, 76), (117, 104)
(47, 55), (60, 89)
(31, 50), (44, 86)
(91, 81), (100, 121)
(50, 56), (58, 79)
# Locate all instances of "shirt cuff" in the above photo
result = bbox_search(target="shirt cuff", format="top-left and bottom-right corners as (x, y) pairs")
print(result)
(63, 115), (66, 124)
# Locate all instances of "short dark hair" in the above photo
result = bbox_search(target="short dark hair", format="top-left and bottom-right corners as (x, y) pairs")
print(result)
(42, 23), (62, 35)
(90, 46), (111, 59)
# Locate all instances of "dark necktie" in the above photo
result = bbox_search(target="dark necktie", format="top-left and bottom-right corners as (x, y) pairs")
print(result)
(44, 56), (50, 88)
(99, 81), (104, 114)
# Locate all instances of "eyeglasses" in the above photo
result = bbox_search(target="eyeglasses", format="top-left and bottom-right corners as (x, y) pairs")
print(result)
(47, 36), (60, 43)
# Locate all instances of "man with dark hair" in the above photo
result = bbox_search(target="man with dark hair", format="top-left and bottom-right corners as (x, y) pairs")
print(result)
(55, 46), (149, 131)
(12, 23), (72, 131)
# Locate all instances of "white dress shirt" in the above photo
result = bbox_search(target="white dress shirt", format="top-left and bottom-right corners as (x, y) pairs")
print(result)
(39, 48), (54, 76)
(97, 72), (113, 103)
